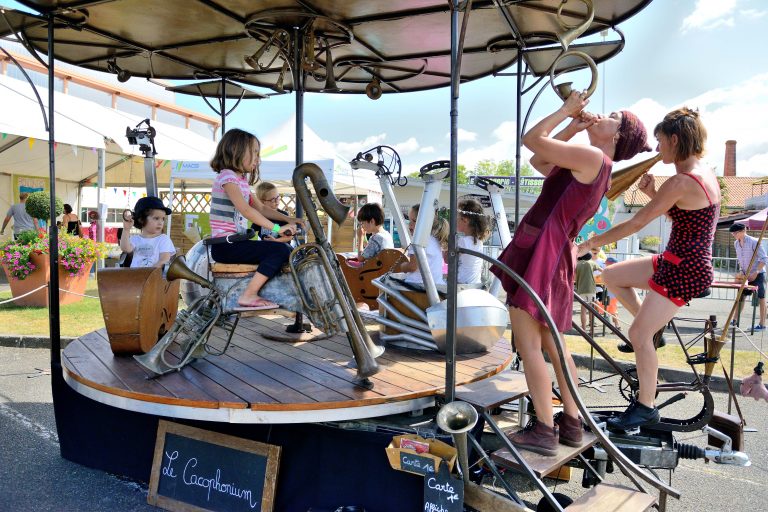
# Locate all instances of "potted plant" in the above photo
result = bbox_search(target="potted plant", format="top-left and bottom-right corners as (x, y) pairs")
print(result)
(640, 235), (661, 253)
(0, 228), (108, 307)
(25, 190), (64, 223)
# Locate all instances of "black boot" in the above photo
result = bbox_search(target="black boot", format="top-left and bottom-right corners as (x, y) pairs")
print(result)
(607, 400), (660, 433)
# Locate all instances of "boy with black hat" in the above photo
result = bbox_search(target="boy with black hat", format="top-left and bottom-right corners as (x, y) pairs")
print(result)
(120, 196), (176, 268)
(730, 222), (768, 330)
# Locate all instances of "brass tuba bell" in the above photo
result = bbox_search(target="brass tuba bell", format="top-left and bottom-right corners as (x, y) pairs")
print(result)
(605, 154), (662, 201)
(436, 401), (479, 484)
(320, 42), (341, 92)
(556, 0), (595, 50)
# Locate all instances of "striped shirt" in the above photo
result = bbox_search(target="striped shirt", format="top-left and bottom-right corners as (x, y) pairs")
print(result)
(734, 235), (768, 275)
(210, 169), (251, 237)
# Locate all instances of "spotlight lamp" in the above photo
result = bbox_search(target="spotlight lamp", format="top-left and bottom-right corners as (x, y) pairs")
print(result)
(107, 58), (131, 83)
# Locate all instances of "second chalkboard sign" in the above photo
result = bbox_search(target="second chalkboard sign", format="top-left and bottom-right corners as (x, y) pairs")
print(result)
(148, 420), (281, 512)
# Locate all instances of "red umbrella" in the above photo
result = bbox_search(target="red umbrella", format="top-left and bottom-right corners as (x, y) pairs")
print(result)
(746, 208), (768, 230)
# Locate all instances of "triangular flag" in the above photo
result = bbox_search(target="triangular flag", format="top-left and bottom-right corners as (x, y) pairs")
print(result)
(53, 142), (58, 151)
(29, 138), (35, 149)
(72, 146), (78, 156)
(1, 133), (6, 139)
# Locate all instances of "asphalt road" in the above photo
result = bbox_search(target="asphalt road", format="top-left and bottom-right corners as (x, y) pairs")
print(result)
(1, 345), (767, 511)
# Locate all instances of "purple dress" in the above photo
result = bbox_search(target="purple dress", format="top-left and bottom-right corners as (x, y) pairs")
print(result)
(491, 155), (613, 332)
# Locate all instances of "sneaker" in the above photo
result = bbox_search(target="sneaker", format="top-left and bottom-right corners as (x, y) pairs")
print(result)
(506, 418), (559, 456)
(731, 320), (737, 327)
(607, 400), (660, 433)
(754, 325), (765, 331)
(554, 411), (583, 447)
(616, 328), (666, 353)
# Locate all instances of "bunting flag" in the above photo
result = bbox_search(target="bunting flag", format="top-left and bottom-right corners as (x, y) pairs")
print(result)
(72, 146), (78, 156)
(1, 133), (6, 139)
(29, 138), (35, 149)
(53, 142), (58, 151)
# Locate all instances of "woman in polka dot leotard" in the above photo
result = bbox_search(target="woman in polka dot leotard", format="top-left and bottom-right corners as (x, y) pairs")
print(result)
(577, 107), (720, 432)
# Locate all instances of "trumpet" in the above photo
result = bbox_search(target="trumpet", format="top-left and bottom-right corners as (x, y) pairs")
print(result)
(605, 154), (662, 201)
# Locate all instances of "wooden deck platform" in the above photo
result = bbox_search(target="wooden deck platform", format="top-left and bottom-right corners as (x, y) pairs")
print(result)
(62, 313), (513, 424)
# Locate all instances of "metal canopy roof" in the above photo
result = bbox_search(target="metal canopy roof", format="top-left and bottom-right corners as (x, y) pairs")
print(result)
(1, 0), (651, 94)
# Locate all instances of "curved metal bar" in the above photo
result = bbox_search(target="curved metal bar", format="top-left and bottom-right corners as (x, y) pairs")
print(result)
(458, 247), (681, 501)
(371, 278), (429, 322)
(376, 297), (431, 333)
(379, 333), (439, 351)
(1, 10), (49, 69)
(0, 44), (49, 131)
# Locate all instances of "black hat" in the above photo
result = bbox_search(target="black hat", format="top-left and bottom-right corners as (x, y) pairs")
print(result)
(134, 196), (172, 217)
(729, 222), (746, 233)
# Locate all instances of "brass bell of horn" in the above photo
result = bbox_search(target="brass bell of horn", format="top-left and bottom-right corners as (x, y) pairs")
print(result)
(556, 0), (595, 50)
(320, 43), (341, 92)
(605, 154), (662, 201)
(275, 61), (289, 93)
(365, 78), (382, 100)
(166, 255), (213, 290)
(550, 49), (598, 100)
(436, 401), (479, 484)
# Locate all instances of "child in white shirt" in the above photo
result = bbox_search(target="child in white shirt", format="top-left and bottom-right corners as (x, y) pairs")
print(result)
(397, 203), (448, 286)
(120, 196), (176, 268)
(456, 198), (492, 284)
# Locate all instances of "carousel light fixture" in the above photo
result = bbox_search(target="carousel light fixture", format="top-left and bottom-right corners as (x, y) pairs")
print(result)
(365, 77), (382, 100)
(106, 58), (131, 82)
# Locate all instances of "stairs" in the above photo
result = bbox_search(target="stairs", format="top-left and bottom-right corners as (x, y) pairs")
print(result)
(447, 369), (662, 512)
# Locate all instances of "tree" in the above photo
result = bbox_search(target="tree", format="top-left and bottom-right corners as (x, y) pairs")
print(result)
(717, 176), (730, 212)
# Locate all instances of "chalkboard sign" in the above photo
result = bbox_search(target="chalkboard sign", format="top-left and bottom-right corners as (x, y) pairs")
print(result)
(399, 452), (436, 476)
(148, 420), (281, 512)
(423, 461), (463, 512)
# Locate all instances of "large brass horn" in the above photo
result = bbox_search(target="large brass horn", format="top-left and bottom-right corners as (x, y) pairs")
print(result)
(244, 28), (291, 71)
(293, 162), (383, 380)
(550, 49), (598, 100)
(133, 257), (222, 376)
(605, 154), (662, 201)
(556, 0), (595, 50)
(436, 401), (479, 484)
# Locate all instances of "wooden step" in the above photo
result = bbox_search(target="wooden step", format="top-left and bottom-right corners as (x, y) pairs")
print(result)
(491, 430), (597, 478)
(455, 370), (529, 409)
(566, 483), (656, 511)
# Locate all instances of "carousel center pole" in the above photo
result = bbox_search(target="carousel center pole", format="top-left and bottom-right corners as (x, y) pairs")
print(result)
(287, 26), (311, 334)
(47, 13), (61, 367)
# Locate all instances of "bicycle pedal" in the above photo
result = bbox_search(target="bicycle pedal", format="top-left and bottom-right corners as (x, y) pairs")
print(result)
(687, 353), (719, 365)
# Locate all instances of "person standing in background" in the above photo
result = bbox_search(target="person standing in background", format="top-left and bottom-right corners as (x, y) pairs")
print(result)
(1, 192), (39, 239)
(61, 204), (81, 236)
(730, 222), (768, 330)
(575, 252), (601, 331)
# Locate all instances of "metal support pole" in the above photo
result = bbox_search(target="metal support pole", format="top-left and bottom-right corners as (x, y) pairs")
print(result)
(288, 27), (310, 334)
(514, 49), (522, 228)
(220, 77), (226, 134)
(47, 14), (61, 365)
(445, 1), (460, 403)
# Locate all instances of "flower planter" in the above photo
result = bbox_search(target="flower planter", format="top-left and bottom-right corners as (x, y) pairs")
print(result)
(1, 252), (93, 307)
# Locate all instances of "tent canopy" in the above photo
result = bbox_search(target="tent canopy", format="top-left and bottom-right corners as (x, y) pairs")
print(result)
(0, 73), (217, 185)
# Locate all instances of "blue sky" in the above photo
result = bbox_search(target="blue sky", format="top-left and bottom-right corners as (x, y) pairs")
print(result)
(5, 0), (767, 176)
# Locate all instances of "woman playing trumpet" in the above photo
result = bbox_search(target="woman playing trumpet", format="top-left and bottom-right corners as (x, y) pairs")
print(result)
(577, 107), (719, 432)
(491, 91), (651, 455)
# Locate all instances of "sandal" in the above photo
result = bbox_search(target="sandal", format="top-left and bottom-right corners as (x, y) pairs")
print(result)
(234, 298), (279, 311)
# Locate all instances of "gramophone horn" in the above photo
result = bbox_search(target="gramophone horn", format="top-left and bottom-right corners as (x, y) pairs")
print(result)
(605, 154), (662, 201)
(550, 49), (598, 100)
(320, 43), (341, 92)
(365, 78), (382, 100)
(275, 61), (289, 93)
(556, 0), (595, 50)
(436, 401), (479, 484)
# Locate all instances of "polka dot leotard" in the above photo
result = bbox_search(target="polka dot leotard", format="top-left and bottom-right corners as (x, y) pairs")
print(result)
(648, 173), (720, 306)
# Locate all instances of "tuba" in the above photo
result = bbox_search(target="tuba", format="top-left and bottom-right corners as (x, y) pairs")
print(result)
(605, 154), (662, 201)
(436, 401), (479, 484)
(133, 257), (226, 377)
(293, 163), (384, 380)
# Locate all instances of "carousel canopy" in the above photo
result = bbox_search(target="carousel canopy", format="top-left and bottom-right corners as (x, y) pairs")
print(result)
(1, 1), (651, 95)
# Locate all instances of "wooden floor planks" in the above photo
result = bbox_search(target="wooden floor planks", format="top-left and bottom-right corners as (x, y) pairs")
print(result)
(62, 313), (512, 418)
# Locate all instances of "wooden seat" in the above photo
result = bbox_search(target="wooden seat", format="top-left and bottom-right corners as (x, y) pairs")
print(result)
(211, 262), (259, 274)
(97, 267), (181, 355)
(566, 483), (656, 511)
(336, 249), (406, 310)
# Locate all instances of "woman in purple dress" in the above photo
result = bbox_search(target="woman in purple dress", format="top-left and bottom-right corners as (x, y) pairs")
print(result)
(491, 91), (651, 455)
